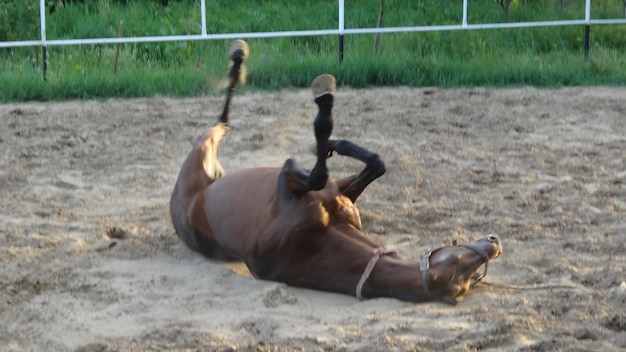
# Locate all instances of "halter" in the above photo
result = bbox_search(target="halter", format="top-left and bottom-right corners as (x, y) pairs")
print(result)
(460, 243), (491, 287)
(420, 243), (491, 298)
(419, 248), (441, 299)
(355, 243), (491, 301)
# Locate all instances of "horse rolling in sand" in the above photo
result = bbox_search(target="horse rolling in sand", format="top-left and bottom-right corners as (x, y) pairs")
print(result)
(169, 40), (502, 304)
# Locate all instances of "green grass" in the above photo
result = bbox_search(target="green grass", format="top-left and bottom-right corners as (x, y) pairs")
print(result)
(1, 0), (626, 102)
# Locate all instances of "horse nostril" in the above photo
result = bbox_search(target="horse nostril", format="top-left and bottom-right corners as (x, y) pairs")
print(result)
(487, 234), (499, 243)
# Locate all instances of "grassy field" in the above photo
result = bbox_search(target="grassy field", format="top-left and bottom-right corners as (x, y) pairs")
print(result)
(1, 0), (625, 102)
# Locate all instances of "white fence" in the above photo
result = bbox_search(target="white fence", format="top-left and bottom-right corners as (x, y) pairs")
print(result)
(1, 0), (625, 57)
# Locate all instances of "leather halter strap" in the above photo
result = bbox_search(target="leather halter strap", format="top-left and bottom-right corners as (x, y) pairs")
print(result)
(356, 247), (395, 300)
(461, 244), (491, 286)
(419, 248), (441, 299)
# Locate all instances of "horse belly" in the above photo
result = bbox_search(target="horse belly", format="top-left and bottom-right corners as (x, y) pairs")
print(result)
(204, 168), (280, 255)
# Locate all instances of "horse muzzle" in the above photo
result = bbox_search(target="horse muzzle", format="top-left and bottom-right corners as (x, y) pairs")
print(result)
(481, 233), (503, 259)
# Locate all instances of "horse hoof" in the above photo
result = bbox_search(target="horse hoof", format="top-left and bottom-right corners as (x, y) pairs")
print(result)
(228, 39), (249, 62)
(311, 74), (336, 99)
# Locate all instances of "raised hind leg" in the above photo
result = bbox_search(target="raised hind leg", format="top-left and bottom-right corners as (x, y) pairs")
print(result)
(169, 40), (248, 259)
(218, 39), (248, 125)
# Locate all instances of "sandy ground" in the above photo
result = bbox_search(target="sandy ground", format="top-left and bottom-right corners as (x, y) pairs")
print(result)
(0, 86), (625, 351)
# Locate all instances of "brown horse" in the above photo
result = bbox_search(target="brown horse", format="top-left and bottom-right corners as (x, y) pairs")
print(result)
(169, 40), (502, 304)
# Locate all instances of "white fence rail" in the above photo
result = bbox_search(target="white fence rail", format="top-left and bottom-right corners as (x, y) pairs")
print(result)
(1, 0), (625, 59)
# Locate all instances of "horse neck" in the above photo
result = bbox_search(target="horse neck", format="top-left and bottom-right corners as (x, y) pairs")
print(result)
(359, 255), (427, 302)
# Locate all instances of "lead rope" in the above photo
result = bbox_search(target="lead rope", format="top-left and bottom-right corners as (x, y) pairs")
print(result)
(356, 247), (395, 300)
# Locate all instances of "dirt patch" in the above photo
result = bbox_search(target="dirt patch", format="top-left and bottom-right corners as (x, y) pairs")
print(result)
(1, 87), (625, 351)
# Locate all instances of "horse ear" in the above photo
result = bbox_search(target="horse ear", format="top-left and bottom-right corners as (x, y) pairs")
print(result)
(278, 159), (310, 197)
(441, 297), (458, 306)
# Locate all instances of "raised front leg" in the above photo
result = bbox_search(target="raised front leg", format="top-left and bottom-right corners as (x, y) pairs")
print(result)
(328, 139), (386, 203)
(283, 74), (337, 195)
(307, 74), (336, 191)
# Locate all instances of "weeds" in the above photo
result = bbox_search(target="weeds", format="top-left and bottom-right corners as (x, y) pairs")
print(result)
(1, 0), (625, 102)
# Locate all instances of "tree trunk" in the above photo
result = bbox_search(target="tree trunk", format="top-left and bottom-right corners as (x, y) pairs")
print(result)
(439, 0), (444, 21)
(374, 0), (384, 55)
(496, 0), (513, 23)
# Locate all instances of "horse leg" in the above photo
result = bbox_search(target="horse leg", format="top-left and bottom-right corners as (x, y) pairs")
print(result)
(282, 74), (383, 199)
(328, 139), (386, 203)
(170, 40), (248, 259)
(307, 74), (337, 191)
(283, 74), (337, 195)
(218, 40), (248, 125)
